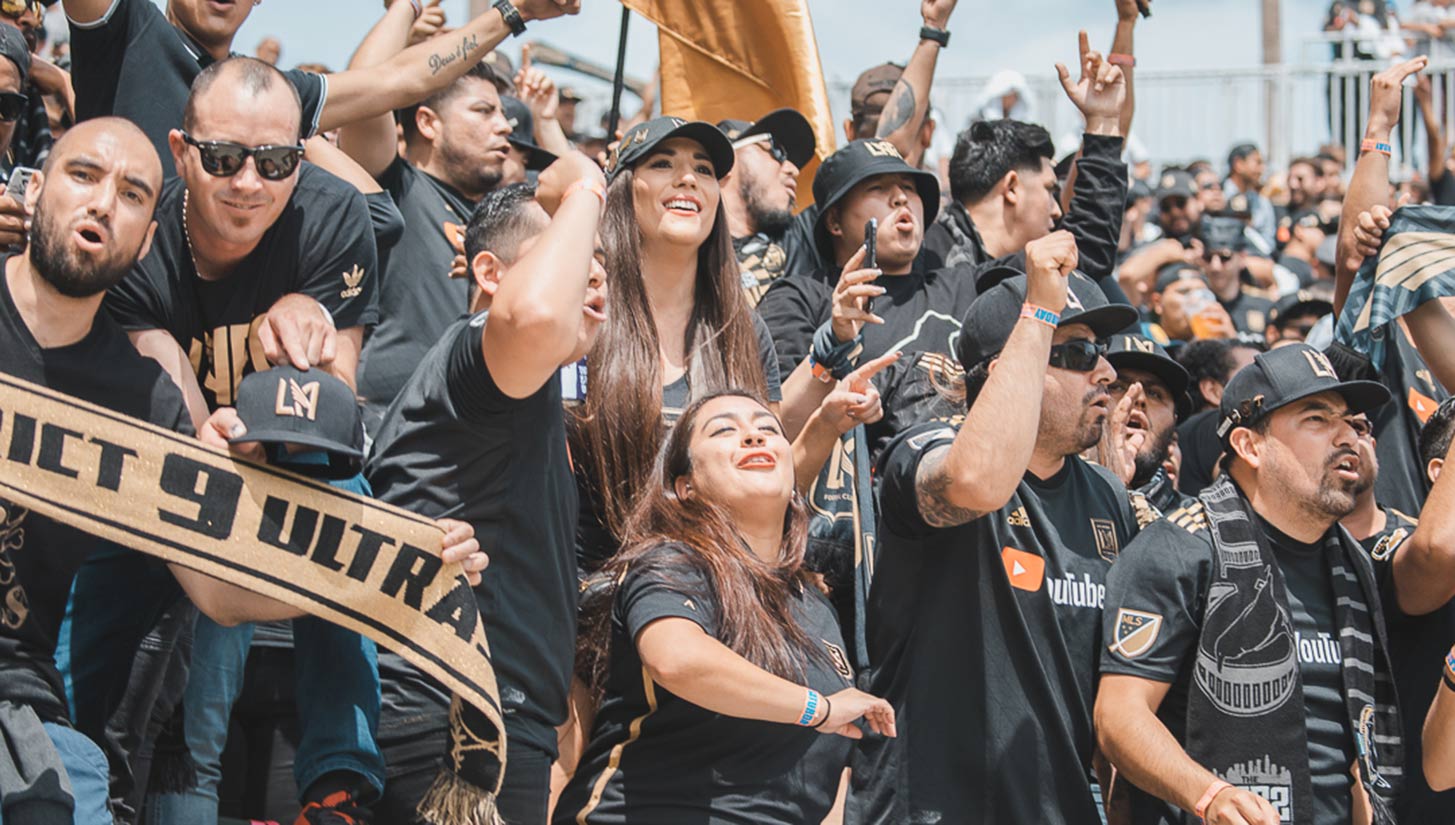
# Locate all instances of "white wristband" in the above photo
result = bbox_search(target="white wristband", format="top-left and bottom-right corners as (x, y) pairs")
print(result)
(316, 300), (336, 329)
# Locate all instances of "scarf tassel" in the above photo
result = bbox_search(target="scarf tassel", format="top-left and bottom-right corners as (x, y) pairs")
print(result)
(416, 769), (502, 825)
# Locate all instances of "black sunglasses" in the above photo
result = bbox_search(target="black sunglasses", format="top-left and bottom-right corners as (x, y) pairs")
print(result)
(757, 138), (789, 165)
(0, 91), (25, 123)
(1048, 339), (1107, 372)
(1203, 250), (1237, 264)
(181, 132), (304, 181)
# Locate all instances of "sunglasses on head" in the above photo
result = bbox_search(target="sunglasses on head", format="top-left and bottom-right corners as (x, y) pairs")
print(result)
(181, 132), (304, 181)
(0, 91), (26, 123)
(1048, 339), (1107, 372)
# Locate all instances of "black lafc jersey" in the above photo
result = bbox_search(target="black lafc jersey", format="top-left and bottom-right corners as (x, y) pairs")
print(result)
(106, 165), (379, 409)
(1367, 324), (1446, 515)
(1358, 506), (1455, 823)
(1221, 290), (1274, 336)
(1102, 508), (1370, 825)
(0, 259), (191, 723)
(366, 312), (577, 755)
(850, 422), (1143, 825)
(357, 158), (477, 424)
(555, 543), (854, 824)
(68, 0), (326, 178)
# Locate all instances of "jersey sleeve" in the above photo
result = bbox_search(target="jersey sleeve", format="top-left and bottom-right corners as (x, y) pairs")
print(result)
(283, 69), (327, 140)
(752, 312), (784, 403)
(106, 259), (175, 333)
(617, 545), (721, 639)
(295, 172), (380, 330)
(876, 422), (960, 540)
(757, 275), (831, 376)
(1100, 519), (1211, 683)
(444, 317), (514, 420)
(364, 190), (406, 256)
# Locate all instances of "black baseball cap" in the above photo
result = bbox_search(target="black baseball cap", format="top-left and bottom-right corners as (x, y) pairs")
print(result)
(1199, 214), (1247, 254)
(1155, 169), (1197, 201)
(955, 271), (1140, 367)
(1268, 286), (1334, 329)
(501, 96), (557, 172)
(1107, 331), (1194, 420)
(1154, 262), (1209, 293)
(716, 108), (816, 169)
(231, 366), (365, 480)
(0, 25), (28, 86)
(811, 139), (940, 263)
(607, 116), (736, 184)
(1216, 343), (1390, 443)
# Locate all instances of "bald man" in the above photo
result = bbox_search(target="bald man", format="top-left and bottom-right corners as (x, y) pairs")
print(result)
(0, 117), (310, 823)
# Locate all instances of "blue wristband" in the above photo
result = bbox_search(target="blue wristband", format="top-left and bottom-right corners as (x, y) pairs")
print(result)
(797, 689), (822, 726)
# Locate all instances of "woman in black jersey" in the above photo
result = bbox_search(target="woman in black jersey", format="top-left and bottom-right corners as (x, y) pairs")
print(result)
(556, 391), (895, 825)
(570, 117), (791, 571)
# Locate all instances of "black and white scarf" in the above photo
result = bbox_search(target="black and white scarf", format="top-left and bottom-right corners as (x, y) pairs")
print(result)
(1185, 477), (1402, 824)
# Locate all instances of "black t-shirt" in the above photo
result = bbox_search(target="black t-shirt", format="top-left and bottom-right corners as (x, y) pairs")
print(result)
(1358, 506), (1455, 822)
(68, 0), (326, 178)
(1101, 512), (1359, 825)
(757, 255), (979, 378)
(357, 158), (477, 426)
(1431, 167), (1455, 206)
(1221, 291), (1275, 337)
(554, 543), (854, 824)
(365, 312), (578, 755)
(1176, 409), (1224, 497)
(574, 314), (783, 571)
(0, 261), (191, 724)
(849, 423), (1140, 824)
(106, 164), (379, 409)
(779, 205), (825, 284)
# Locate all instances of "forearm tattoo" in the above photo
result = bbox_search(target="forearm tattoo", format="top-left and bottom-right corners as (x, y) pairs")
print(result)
(915, 445), (987, 529)
(875, 80), (917, 138)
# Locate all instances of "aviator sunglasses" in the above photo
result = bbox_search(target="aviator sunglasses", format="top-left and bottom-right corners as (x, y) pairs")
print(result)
(181, 132), (305, 181)
(1048, 339), (1107, 372)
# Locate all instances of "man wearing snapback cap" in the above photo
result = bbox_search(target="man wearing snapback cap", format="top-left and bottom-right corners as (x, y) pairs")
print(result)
(717, 108), (815, 304)
(1103, 331), (1196, 514)
(1097, 343), (1422, 825)
(852, 237), (1149, 824)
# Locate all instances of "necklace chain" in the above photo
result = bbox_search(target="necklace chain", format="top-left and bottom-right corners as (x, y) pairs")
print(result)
(181, 189), (203, 279)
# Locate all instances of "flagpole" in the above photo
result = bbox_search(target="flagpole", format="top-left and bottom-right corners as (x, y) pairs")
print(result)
(607, 6), (631, 139)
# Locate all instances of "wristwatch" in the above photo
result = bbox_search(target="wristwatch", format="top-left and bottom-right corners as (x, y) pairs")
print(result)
(493, 0), (527, 37)
(919, 25), (950, 48)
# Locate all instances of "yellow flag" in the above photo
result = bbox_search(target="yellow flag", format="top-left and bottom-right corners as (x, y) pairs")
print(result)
(620, 0), (836, 202)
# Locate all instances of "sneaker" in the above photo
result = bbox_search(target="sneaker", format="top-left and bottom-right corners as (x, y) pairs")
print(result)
(294, 790), (371, 825)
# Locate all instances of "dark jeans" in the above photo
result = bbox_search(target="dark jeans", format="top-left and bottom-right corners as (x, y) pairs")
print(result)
(374, 725), (551, 825)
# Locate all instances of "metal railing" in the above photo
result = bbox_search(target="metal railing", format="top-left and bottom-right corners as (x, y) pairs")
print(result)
(830, 57), (1455, 176)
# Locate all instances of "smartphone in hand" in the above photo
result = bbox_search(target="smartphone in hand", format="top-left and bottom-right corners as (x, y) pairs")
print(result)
(864, 218), (878, 270)
(5, 166), (37, 203)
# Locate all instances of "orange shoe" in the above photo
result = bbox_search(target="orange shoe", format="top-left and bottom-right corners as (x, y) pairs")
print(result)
(293, 790), (370, 825)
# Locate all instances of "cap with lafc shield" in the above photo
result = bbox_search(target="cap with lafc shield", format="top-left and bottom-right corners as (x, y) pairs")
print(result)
(1216, 343), (1391, 442)
(231, 365), (365, 480)
(607, 116), (736, 184)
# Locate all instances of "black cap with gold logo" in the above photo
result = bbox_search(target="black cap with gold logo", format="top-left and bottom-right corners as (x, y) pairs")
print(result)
(231, 365), (365, 479)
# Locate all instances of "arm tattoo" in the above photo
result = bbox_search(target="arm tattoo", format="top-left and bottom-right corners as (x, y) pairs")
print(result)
(915, 445), (988, 529)
(874, 79), (917, 139)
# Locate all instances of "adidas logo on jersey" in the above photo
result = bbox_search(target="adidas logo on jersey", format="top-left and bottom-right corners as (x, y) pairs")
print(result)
(1007, 507), (1031, 527)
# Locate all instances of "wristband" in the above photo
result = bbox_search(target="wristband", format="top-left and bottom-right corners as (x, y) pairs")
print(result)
(1360, 139), (1393, 157)
(810, 321), (863, 383)
(1108, 53), (1136, 68)
(408, 0), (422, 19)
(563, 179), (606, 207)
(1021, 303), (1060, 329)
(1194, 779), (1232, 819)
(810, 695), (833, 729)
(493, 0), (527, 36)
(316, 299), (336, 329)
(919, 25), (950, 48)
(796, 689), (822, 726)
(1443, 647), (1455, 692)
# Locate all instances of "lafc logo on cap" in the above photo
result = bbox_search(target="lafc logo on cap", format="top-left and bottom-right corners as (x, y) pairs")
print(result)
(863, 140), (901, 158)
(1122, 336), (1154, 354)
(1303, 349), (1337, 380)
(340, 265), (365, 299)
(275, 378), (320, 421)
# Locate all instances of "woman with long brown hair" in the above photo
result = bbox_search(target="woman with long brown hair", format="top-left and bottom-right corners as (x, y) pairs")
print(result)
(570, 117), (792, 571)
(555, 390), (895, 824)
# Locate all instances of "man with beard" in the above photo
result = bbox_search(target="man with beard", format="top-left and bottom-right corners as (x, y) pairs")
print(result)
(1098, 343), (1417, 825)
(716, 108), (816, 305)
(1340, 398), (1455, 821)
(852, 255), (1148, 824)
(1103, 331), (1196, 513)
(0, 116), (321, 823)
(62, 0), (580, 178)
(337, 13), (517, 427)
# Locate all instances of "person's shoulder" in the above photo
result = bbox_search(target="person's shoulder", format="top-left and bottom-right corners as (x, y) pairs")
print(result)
(294, 162), (366, 203)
